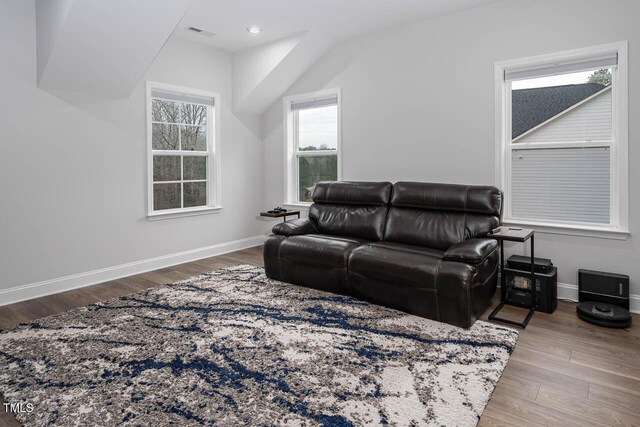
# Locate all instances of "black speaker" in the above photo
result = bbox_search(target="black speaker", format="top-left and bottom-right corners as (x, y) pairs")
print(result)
(578, 269), (629, 310)
(503, 266), (557, 313)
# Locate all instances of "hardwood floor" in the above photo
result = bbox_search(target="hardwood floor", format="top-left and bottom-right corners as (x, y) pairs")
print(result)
(1, 245), (638, 426)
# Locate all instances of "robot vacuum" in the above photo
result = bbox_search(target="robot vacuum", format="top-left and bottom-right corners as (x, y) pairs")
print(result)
(576, 301), (631, 328)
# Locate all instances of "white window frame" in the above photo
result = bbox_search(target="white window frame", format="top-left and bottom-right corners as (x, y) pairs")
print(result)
(146, 81), (222, 220)
(283, 88), (342, 207)
(495, 41), (629, 240)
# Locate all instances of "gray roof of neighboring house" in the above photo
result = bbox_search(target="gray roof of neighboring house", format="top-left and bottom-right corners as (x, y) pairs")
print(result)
(512, 83), (606, 138)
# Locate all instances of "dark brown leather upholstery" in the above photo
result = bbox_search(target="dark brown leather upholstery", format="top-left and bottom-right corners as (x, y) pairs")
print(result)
(312, 180), (392, 205)
(390, 182), (501, 214)
(349, 242), (443, 289)
(271, 218), (318, 236)
(308, 181), (392, 241)
(443, 238), (499, 263)
(263, 181), (501, 328)
(280, 235), (367, 270)
(308, 204), (389, 241)
(277, 234), (367, 294)
(384, 182), (500, 250)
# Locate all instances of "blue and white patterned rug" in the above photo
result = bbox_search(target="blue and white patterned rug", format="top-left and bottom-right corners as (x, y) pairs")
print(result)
(0, 265), (518, 426)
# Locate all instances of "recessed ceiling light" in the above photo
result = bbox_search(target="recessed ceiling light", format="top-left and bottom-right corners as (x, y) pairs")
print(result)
(247, 26), (262, 35)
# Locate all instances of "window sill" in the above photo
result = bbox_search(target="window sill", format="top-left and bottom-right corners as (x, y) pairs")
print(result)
(282, 202), (311, 210)
(503, 220), (629, 240)
(147, 206), (222, 221)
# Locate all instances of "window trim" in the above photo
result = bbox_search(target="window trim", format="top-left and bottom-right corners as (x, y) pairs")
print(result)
(146, 81), (222, 219)
(283, 88), (342, 206)
(494, 41), (629, 240)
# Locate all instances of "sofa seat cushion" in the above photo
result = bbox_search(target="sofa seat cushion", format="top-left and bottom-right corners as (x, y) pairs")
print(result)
(348, 242), (444, 288)
(279, 234), (368, 269)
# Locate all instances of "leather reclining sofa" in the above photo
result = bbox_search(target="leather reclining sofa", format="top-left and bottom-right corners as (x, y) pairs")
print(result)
(263, 181), (502, 328)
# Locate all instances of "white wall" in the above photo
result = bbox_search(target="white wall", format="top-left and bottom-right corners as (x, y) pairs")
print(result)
(0, 0), (267, 296)
(34, 0), (74, 82)
(262, 0), (640, 298)
(2, 0), (639, 306)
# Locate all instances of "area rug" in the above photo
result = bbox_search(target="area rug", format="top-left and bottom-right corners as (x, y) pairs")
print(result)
(0, 265), (518, 426)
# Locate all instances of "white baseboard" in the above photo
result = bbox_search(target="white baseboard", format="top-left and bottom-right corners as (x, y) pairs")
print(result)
(0, 235), (265, 308)
(556, 282), (580, 302)
(498, 280), (639, 314)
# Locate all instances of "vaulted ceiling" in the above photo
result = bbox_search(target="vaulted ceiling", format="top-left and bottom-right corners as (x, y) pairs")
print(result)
(35, 0), (495, 111)
(36, 0), (194, 97)
(175, 0), (496, 52)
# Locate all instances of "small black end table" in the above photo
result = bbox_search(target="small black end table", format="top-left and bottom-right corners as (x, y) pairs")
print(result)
(487, 227), (536, 329)
(260, 210), (301, 223)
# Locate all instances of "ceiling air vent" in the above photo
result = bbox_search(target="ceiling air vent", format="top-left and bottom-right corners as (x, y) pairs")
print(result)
(185, 26), (215, 37)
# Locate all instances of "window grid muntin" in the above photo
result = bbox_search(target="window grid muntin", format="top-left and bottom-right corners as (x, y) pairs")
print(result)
(151, 97), (211, 211)
(293, 109), (338, 203)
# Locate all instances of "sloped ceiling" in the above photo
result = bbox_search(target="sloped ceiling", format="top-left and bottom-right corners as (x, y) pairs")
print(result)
(34, 0), (496, 110)
(36, 0), (193, 98)
(171, 0), (497, 114)
(176, 0), (497, 52)
(232, 32), (333, 114)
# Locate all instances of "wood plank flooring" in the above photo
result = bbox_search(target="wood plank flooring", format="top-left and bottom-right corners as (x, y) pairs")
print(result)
(1, 245), (638, 426)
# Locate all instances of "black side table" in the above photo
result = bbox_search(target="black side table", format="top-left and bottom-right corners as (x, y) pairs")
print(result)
(487, 227), (536, 329)
(260, 210), (301, 223)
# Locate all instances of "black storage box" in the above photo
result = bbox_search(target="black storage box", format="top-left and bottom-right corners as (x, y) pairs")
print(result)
(507, 255), (554, 273)
(503, 266), (558, 313)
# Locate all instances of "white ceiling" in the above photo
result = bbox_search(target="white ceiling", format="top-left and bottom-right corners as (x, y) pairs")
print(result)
(175, 0), (496, 52)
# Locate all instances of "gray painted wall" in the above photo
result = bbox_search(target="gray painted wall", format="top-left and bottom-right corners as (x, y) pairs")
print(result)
(2, 0), (639, 302)
(262, 0), (640, 296)
(0, 0), (266, 291)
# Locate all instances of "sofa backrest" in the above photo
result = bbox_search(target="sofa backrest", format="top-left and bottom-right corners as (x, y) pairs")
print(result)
(309, 181), (392, 241)
(384, 182), (501, 250)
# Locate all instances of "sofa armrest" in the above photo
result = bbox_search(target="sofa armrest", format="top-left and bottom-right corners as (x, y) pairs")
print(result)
(272, 218), (318, 237)
(443, 238), (498, 264)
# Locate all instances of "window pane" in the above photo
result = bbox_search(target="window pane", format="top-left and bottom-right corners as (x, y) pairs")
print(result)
(297, 105), (338, 151)
(152, 123), (179, 150)
(298, 155), (337, 202)
(511, 147), (610, 224)
(181, 125), (207, 151)
(184, 182), (207, 207)
(183, 156), (207, 180)
(152, 99), (180, 123)
(153, 156), (181, 182)
(182, 103), (207, 126)
(153, 183), (181, 211)
(512, 69), (612, 142)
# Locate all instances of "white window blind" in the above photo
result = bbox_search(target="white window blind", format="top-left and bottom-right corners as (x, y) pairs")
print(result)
(151, 88), (215, 106)
(505, 54), (617, 81)
(291, 95), (337, 111)
(511, 147), (610, 224)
